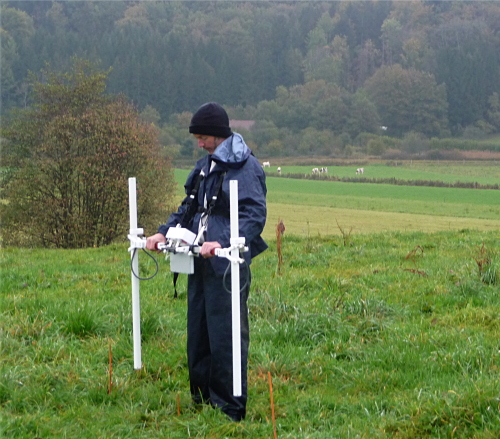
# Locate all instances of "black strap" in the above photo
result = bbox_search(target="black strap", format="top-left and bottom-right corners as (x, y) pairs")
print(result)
(205, 172), (226, 218)
(179, 171), (205, 228)
(197, 205), (230, 218)
(173, 272), (179, 299)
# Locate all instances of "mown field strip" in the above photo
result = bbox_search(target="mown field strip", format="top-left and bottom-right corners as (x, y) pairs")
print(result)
(263, 203), (500, 240)
(267, 176), (497, 205)
(267, 191), (499, 219)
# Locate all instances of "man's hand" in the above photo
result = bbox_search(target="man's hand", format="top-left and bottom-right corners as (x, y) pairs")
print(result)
(146, 233), (166, 252)
(200, 241), (222, 258)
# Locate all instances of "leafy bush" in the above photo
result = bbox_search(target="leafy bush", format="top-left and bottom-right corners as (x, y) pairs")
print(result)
(1, 59), (176, 248)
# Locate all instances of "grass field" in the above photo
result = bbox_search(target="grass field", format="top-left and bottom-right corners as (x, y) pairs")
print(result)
(173, 165), (500, 240)
(1, 160), (499, 437)
(1, 230), (499, 438)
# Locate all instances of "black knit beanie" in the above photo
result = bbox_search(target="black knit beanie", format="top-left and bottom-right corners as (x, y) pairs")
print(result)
(189, 102), (232, 138)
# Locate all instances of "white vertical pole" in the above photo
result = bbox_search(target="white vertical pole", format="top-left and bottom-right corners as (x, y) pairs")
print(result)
(229, 180), (242, 397)
(128, 178), (142, 370)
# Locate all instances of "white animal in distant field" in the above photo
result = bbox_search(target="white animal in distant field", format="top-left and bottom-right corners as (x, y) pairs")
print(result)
(356, 168), (364, 174)
(320, 167), (328, 173)
(262, 161), (270, 168)
(312, 168), (319, 174)
(277, 167), (281, 174)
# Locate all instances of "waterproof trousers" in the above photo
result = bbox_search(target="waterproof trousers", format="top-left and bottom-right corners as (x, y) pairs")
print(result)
(187, 257), (250, 421)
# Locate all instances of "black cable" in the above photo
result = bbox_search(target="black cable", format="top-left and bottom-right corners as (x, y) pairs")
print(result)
(222, 258), (251, 294)
(130, 248), (159, 281)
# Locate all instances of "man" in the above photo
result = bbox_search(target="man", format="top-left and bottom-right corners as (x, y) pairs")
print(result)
(146, 102), (267, 421)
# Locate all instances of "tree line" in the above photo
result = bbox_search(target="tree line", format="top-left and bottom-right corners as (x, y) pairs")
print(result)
(2, 1), (500, 158)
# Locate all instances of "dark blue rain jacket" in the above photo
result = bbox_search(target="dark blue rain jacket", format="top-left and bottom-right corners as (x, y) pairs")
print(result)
(159, 133), (267, 275)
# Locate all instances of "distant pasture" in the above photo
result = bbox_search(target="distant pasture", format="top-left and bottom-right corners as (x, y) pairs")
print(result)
(263, 162), (500, 186)
(172, 167), (500, 240)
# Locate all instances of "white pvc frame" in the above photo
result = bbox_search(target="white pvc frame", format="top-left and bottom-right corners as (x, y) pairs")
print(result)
(128, 177), (244, 396)
(229, 180), (242, 397)
(128, 177), (143, 370)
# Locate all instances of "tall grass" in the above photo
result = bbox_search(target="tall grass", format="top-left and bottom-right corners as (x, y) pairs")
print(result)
(1, 230), (499, 438)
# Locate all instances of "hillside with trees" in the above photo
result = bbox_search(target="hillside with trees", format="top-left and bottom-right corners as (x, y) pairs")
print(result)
(2, 1), (500, 159)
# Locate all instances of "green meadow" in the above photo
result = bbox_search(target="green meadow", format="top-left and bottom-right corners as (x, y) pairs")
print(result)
(1, 161), (499, 438)
(1, 230), (499, 438)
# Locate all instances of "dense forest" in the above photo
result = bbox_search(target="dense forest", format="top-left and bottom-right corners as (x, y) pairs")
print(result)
(2, 1), (500, 158)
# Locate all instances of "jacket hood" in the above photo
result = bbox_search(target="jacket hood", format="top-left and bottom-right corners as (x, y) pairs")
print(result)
(212, 133), (251, 165)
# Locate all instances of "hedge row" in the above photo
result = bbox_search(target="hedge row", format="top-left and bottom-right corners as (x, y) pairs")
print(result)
(428, 138), (500, 152)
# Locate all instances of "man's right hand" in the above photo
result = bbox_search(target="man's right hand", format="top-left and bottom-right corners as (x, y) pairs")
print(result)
(146, 233), (166, 251)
